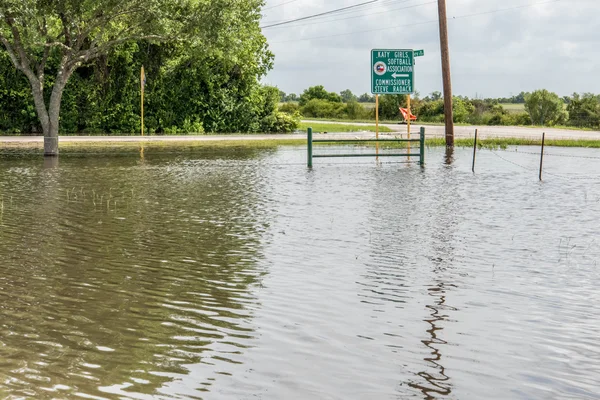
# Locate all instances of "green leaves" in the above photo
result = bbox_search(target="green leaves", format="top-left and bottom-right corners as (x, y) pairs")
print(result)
(0, 0), (277, 135)
(525, 90), (567, 126)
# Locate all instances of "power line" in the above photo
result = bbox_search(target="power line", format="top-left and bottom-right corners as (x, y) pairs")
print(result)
(261, 0), (380, 29)
(269, 0), (565, 43)
(265, 1), (435, 31)
(261, 0), (407, 25)
(263, 0), (299, 11)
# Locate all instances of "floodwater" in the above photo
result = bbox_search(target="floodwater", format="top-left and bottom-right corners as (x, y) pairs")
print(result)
(0, 146), (599, 399)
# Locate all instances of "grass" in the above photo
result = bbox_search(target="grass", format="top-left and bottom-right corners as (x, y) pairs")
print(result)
(302, 117), (403, 125)
(2, 136), (600, 158)
(427, 137), (600, 150)
(298, 122), (392, 133)
(500, 103), (526, 114)
(0, 139), (306, 157)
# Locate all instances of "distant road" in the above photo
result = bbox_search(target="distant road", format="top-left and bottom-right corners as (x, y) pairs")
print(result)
(1, 123), (600, 145)
(302, 120), (600, 140)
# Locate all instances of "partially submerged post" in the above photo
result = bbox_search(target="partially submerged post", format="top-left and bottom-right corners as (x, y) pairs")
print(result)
(539, 132), (546, 181)
(307, 127), (313, 168)
(419, 127), (425, 166)
(472, 129), (478, 173)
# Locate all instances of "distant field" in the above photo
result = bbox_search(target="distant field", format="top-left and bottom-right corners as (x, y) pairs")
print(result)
(501, 103), (526, 114)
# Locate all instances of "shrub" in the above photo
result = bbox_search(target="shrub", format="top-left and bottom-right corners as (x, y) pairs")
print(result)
(345, 100), (371, 120)
(513, 112), (532, 126)
(268, 111), (300, 133)
(300, 99), (346, 119)
(279, 102), (300, 114)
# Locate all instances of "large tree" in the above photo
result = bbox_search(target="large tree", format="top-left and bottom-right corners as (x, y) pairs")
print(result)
(524, 89), (566, 126)
(0, 0), (267, 155)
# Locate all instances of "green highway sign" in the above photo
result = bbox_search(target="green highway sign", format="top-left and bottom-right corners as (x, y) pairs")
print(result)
(371, 49), (414, 95)
(414, 49), (425, 57)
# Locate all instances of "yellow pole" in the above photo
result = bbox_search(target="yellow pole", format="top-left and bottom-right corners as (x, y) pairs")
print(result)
(407, 94), (411, 159)
(141, 66), (145, 136)
(376, 94), (379, 160)
(407, 94), (411, 138)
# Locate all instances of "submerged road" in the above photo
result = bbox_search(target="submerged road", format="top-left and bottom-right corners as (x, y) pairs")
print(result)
(302, 120), (600, 140)
(0, 123), (599, 144)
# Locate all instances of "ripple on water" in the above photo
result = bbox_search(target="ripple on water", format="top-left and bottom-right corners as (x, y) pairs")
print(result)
(0, 148), (599, 399)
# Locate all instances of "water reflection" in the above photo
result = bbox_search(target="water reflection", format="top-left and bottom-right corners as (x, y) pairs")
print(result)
(43, 156), (59, 169)
(444, 146), (455, 166)
(0, 153), (271, 399)
(408, 152), (461, 398)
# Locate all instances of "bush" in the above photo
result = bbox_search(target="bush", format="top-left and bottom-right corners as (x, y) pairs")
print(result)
(279, 102), (300, 114)
(300, 99), (346, 119)
(269, 111), (300, 133)
(299, 85), (342, 106)
(513, 112), (532, 126)
(344, 101), (371, 120)
(378, 94), (407, 120)
(453, 97), (475, 123)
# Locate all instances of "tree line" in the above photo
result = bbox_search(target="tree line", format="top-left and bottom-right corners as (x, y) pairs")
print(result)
(279, 86), (600, 128)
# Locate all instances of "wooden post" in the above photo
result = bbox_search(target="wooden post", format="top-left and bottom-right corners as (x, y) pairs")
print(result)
(472, 129), (478, 173)
(539, 132), (546, 181)
(437, 0), (454, 147)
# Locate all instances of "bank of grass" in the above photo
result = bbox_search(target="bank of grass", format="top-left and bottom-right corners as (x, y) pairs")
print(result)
(342, 137), (600, 150)
(303, 118), (597, 132)
(428, 137), (600, 149)
(299, 122), (392, 133)
(0, 139), (306, 157)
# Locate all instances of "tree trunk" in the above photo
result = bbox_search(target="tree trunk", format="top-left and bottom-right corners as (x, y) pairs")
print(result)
(43, 68), (70, 157)
(27, 78), (58, 156)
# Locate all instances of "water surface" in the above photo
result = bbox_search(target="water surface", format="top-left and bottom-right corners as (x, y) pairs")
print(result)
(0, 146), (599, 399)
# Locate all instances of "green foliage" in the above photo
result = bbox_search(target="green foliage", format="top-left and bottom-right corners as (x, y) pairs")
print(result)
(299, 86), (342, 106)
(377, 94), (407, 120)
(525, 89), (567, 126)
(358, 93), (375, 103)
(345, 100), (371, 120)
(299, 99), (372, 120)
(269, 112), (300, 133)
(281, 93), (298, 102)
(340, 89), (357, 103)
(567, 93), (600, 128)
(0, 0), (283, 136)
(279, 102), (300, 114)
(300, 99), (346, 119)
(452, 97), (475, 123)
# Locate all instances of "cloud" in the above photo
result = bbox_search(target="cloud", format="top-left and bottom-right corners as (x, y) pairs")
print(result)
(261, 0), (600, 98)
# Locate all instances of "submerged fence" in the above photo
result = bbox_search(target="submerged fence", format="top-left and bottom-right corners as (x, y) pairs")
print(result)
(307, 127), (425, 168)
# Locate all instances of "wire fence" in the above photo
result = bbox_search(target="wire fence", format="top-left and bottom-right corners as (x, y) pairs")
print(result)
(2, 130), (600, 180)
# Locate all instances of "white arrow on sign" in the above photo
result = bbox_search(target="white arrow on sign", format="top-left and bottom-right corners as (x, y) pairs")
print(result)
(392, 73), (409, 78)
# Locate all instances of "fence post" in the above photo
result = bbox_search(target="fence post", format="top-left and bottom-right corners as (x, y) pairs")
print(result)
(539, 132), (545, 181)
(307, 127), (313, 168)
(472, 128), (478, 173)
(419, 127), (425, 166)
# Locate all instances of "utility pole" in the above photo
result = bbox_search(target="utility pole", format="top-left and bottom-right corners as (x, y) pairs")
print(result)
(437, 0), (454, 147)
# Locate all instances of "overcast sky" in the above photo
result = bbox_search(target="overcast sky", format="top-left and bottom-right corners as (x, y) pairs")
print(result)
(260, 0), (599, 98)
